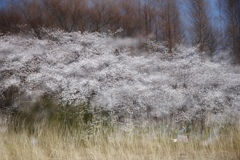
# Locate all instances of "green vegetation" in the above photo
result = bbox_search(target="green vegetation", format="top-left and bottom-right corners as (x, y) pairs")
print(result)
(8, 95), (111, 136)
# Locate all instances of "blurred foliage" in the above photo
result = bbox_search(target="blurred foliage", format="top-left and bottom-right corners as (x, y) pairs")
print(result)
(8, 95), (111, 135)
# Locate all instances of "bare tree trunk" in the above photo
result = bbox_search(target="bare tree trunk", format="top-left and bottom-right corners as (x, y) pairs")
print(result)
(188, 0), (216, 54)
(224, 0), (240, 63)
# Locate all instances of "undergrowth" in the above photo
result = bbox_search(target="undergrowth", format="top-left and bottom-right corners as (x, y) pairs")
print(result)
(0, 97), (239, 160)
(8, 95), (112, 137)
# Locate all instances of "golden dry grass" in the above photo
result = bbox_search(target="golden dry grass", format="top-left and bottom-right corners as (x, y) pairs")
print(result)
(0, 123), (239, 160)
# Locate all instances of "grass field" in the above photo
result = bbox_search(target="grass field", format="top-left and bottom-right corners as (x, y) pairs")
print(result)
(0, 120), (239, 160)
(0, 99), (239, 160)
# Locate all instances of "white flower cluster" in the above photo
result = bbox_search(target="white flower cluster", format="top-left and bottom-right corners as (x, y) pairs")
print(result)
(0, 31), (240, 125)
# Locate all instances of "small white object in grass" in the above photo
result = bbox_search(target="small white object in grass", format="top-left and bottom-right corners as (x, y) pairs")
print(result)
(30, 137), (38, 146)
(173, 139), (178, 142)
(177, 135), (188, 143)
(0, 127), (7, 133)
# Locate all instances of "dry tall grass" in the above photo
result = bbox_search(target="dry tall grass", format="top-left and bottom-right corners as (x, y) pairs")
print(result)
(0, 122), (239, 160)
(0, 97), (239, 160)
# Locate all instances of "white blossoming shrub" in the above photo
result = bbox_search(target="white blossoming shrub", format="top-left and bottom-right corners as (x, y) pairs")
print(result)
(0, 30), (240, 125)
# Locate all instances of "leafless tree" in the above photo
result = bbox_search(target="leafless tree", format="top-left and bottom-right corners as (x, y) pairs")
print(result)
(188, 0), (216, 53)
(224, 0), (240, 63)
(0, 4), (21, 34)
(89, 0), (121, 32)
(215, 0), (227, 49)
(155, 0), (182, 53)
(8, 0), (47, 39)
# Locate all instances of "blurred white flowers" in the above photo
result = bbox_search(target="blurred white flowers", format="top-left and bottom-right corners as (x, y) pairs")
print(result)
(0, 31), (240, 125)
